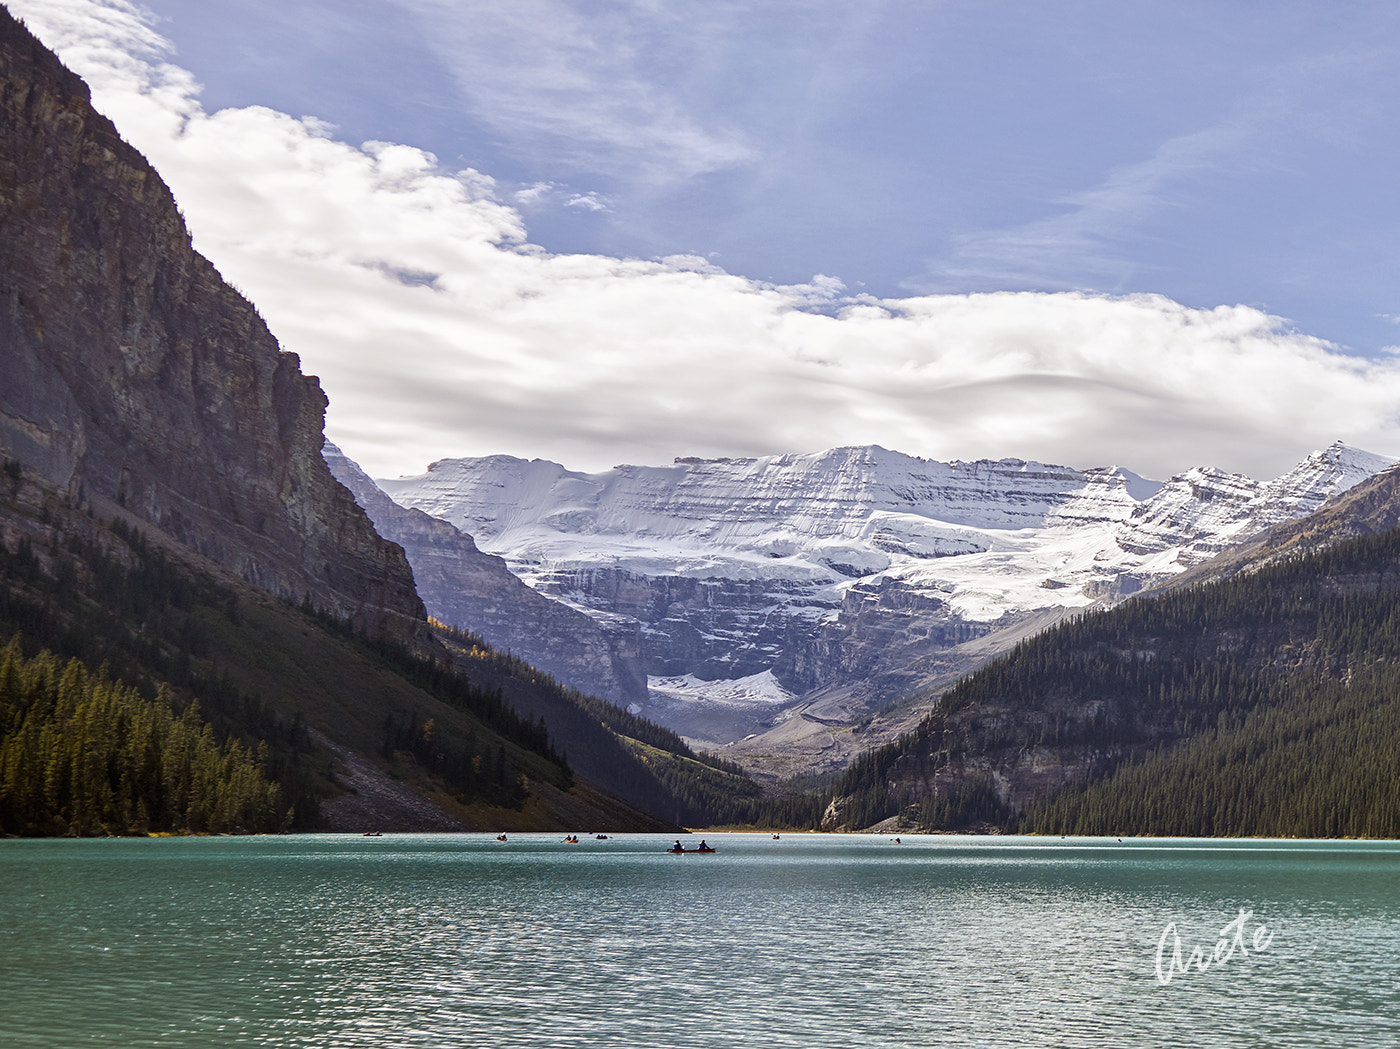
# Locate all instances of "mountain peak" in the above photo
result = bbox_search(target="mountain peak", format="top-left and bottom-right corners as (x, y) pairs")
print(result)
(379, 442), (1397, 758)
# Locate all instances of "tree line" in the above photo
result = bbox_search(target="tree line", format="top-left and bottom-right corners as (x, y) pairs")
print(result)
(381, 709), (528, 809)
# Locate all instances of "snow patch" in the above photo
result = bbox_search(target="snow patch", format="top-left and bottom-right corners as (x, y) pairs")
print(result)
(648, 670), (798, 709)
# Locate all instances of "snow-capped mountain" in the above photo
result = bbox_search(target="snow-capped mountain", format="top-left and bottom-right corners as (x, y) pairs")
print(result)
(378, 441), (1393, 760)
(323, 442), (649, 709)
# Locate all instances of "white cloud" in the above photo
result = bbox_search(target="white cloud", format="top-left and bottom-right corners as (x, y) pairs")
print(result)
(513, 181), (610, 214)
(564, 192), (610, 213)
(14, 0), (1400, 482)
(513, 182), (554, 207)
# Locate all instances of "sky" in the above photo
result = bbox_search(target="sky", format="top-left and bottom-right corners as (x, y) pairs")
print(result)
(13, 0), (1400, 481)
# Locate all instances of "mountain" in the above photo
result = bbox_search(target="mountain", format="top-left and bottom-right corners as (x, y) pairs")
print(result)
(378, 441), (1392, 773)
(0, 7), (683, 834)
(0, 11), (426, 644)
(826, 478), (1400, 837)
(323, 443), (648, 709)
(1168, 459), (1400, 588)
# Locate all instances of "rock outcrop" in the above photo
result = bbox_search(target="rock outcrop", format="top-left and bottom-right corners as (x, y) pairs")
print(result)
(0, 8), (426, 641)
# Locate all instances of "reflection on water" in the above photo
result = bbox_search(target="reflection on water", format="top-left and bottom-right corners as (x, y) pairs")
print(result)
(2, 834), (1398, 1047)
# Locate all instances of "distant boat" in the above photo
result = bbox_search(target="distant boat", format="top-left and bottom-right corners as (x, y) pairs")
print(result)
(361, 831), (383, 837)
(595, 834), (609, 840)
(495, 834), (507, 842)
(666, 845), (716, 854)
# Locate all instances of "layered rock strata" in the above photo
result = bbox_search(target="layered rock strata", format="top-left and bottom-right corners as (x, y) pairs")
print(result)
(381, 442), (1392, 752)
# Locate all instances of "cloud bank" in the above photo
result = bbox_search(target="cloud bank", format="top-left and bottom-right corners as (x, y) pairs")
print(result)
(14, 0), (1400, 482)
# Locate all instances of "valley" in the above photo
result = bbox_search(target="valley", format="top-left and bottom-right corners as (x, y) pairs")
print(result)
(373, 442), (1392, 775)
(7, 0), (1400, 842)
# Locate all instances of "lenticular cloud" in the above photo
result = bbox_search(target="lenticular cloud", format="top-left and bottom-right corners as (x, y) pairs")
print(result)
(14, 0), (1400, 480)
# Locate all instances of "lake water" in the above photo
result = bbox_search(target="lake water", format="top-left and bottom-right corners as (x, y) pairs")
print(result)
(2, 833), (1398, 1047)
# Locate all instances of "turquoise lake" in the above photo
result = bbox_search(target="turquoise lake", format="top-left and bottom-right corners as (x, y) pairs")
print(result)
(2, 833), (1398, 1047)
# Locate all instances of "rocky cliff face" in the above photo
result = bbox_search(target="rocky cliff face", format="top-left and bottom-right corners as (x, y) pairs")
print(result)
(0, 9), (426, 641)
(323, 443), (648, 706)
(381, 441), (1393, 755)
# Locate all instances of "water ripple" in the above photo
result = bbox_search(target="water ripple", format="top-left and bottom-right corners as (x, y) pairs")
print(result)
(2, 834), (1399, 1046)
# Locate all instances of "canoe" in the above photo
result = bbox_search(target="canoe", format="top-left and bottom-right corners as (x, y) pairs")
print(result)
(666, 847), (716, 854)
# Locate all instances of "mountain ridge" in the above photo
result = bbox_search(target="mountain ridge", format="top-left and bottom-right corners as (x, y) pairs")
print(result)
(827, 503), (1400, 837)
(323, 441), (649, 708)
(378, 439), (1392, 773)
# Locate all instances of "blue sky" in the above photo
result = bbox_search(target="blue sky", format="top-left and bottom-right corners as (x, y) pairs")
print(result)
(133, 0), (1400, 350)
(16, 0), (1400, 479)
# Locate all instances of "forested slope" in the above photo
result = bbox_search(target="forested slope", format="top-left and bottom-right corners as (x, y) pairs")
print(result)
(0, 456), (770, 834)
(431, 621), (810, 828)
(827, 524), (1400, 837)
(0, 459), (672, 833)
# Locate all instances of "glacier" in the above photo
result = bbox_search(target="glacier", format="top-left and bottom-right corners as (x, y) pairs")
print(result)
(378, 441), (1394, 771)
